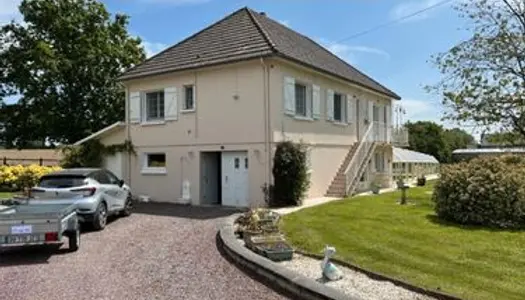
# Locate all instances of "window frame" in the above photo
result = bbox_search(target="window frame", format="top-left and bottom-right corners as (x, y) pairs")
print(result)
(332, 92), (347, 124)
(142, 90), (165, 123)
(182, 84), (195, 112)
(294, 81), (313, 120)
(141, 152), (167, 175)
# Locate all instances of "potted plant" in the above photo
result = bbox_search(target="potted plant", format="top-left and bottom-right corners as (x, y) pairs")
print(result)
(417, 175), (426, 186)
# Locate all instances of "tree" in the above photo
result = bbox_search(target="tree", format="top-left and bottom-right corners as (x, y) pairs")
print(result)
(428, 0), (525, 139)
(0, 0), (145, 145)
(405, 121), (450, 163)
(483, 131), (525, 145)
(443, 128), (476, 152)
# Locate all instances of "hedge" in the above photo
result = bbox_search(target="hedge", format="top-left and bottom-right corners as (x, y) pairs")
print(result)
(433, 155), (525, 228)
(0, 165), (61, 191)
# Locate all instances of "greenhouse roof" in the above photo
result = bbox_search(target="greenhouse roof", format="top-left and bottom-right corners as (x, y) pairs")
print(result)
(393, 147), (440, 164)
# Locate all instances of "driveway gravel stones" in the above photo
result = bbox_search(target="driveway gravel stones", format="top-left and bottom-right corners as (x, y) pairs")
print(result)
(0, 204), (289, 300)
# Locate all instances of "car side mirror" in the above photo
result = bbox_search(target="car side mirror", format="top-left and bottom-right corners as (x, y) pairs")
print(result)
(118, 179), (125, 187)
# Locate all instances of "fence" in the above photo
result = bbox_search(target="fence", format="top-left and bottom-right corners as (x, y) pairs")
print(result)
(1, 157), (61, 166)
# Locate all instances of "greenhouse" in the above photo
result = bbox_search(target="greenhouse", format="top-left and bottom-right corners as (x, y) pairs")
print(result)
(392, 147), (440, 182)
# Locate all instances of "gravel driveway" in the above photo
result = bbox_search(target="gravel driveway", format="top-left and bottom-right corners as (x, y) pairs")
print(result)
(0, 204), (289, 300)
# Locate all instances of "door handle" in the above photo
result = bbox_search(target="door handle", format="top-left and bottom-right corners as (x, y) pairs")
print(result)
(225, 176), (228, 182)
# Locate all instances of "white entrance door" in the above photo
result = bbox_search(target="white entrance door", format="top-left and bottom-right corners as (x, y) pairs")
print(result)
(221, 151), (249, 207)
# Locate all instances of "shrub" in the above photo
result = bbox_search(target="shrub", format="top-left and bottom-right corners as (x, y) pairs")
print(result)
(60, 139), (135, 168)
(268, 141), (310, 208)
(0, 165), (61, 191)
(433, 155), (525, 228)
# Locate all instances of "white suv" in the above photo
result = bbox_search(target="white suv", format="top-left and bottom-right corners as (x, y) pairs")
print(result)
(29, 168), (133, 230)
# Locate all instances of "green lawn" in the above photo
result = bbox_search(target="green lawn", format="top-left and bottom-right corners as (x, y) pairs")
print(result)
(281, 182), (525, 300)
(0, 192), (12, 199)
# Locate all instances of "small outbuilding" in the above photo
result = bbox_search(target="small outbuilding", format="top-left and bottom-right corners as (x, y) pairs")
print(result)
(392, 147), (440, 182)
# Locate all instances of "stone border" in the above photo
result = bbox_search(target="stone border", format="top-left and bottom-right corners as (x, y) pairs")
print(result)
(218, 214), (361, 300)
(295, 250), (463, 300)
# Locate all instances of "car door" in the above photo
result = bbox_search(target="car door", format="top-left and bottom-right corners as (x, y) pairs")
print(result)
(93, 171), (121, 213)
(105, 170), (128, 209)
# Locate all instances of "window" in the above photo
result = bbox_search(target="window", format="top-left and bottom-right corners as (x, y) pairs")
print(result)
(144, 91), (164, 121)
(234, 157), (240, 169)
(295, 83), (308, 117)
(105, 170), (121, 185)
(93, 171), (111, 184)
(245, 157), (248, 169)
(333, 93), (347, 123)
(39, 175), (86, 188)
(142, 153), (167, 174)
(183, 85), (195, 111)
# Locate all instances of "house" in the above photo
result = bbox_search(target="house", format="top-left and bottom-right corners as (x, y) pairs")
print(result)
(75, 7), (408, 207)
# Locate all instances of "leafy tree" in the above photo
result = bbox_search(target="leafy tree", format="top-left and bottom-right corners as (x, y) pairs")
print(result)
(483, 131), (525, 145)
(428, 0), (525, 139)
(405, 121), (450, 163)
(443, 128), (476, 152)
(0, 0), (145, 145)
(405, 121), (475, 163)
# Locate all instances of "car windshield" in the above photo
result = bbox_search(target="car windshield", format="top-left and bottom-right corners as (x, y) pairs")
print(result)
(38, 175), (86, 188)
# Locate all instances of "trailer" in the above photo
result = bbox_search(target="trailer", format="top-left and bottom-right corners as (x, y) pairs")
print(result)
(0, 203), (80, 252)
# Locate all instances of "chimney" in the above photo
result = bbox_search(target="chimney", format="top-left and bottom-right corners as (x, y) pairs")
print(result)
(260, 12), (266, 16)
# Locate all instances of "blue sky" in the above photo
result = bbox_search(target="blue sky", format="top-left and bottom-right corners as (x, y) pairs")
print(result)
(0, 0), (475, 135)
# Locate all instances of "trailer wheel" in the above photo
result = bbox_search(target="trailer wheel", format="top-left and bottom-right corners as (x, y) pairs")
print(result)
(67, 226), (80, 252)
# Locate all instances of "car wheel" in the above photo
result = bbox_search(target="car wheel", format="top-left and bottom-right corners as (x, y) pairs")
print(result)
(121, 193), (133, 217)
(92, 202), (107, 231)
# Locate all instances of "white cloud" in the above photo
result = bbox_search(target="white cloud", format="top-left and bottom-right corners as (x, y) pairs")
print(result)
(389, 0), (450, 22)
(0, 0), (21, 24)
(318, 39), (390, 64)
(142, 41), (167, 58)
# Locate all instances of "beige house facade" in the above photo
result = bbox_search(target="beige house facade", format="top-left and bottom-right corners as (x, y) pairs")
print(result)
(77, 7), (407, 207)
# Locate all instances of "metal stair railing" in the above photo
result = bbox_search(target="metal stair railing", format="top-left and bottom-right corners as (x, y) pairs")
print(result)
(344, 122), (375, 196)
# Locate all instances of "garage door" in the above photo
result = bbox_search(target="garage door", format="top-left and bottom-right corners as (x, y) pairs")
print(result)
(221, 151), (248, 207)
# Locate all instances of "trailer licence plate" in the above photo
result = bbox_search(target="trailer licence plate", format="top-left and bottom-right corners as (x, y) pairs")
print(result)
(7, 235), (41, 244)
(11, 225), (32, 235)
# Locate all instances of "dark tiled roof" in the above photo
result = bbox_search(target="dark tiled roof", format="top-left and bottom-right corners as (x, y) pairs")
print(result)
(120, 7), (400, 100)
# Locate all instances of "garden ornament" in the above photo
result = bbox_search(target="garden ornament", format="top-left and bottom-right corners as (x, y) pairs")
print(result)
(321, 245), (343, 281)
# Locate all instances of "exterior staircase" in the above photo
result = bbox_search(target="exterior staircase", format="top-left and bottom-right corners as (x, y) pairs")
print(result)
(325, 122), (379, 198)
(325, 143), (359, 197)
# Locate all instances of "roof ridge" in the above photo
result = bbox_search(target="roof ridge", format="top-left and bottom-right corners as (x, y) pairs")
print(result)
(245, 8), (277, 53)
(120, 7), (251, 79)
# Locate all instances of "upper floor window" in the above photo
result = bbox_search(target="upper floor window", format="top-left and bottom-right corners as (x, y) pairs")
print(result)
(333, 93), (347, 123)
(295, 83), (309, 117)
(183, 85), (195, 111)
(144, 91), (164, 121)
(284, 76), (320, 120)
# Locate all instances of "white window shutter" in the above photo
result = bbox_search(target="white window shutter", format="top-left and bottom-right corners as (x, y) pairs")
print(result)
(284, 76), (295, 115)
(164, 87), (178, 121)
(312, 85), (321, 119)
(346, 94), (353, 124)
(129, 92), (141, 124)
(326, 89), (334, 121)
(368, 100), (374, 122)
(164, 87), (179, 121)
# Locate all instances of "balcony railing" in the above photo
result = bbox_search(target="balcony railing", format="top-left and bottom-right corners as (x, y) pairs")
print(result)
(370, 122), (409, 147)
(391, 126), (409, 147)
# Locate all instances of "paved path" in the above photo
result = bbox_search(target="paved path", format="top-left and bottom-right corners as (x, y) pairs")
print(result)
(0, 204), (289, 300)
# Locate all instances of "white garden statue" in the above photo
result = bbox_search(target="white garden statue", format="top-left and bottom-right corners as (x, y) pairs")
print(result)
(321, 245), (343, 281)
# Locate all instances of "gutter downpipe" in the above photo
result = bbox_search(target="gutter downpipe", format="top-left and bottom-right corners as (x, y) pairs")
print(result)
(120, 82), (132, 189)
(260, 57), (272, 198)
